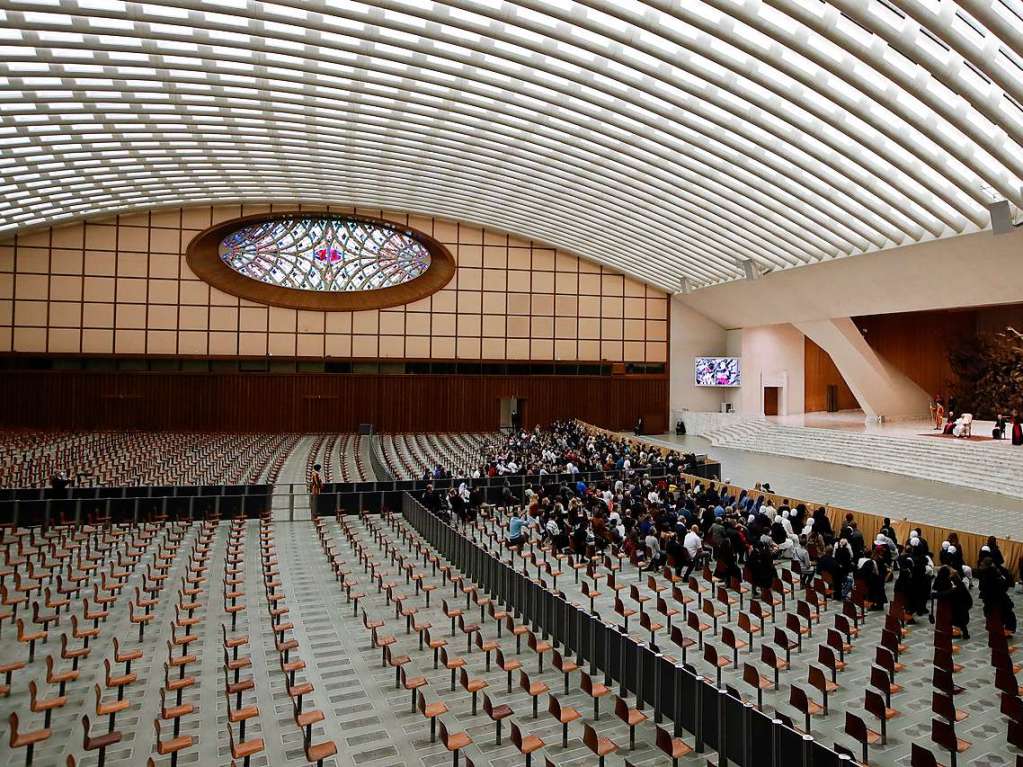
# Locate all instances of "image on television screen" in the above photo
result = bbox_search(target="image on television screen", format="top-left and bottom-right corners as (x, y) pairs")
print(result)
(695, 356), (741, 387)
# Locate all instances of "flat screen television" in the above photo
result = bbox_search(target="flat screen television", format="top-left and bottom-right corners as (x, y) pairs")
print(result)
(695, 356), (741, 387)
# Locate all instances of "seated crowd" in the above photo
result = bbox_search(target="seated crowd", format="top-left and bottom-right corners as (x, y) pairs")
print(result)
(422, 423), (1018, 644)
(424, 420), (705, 480)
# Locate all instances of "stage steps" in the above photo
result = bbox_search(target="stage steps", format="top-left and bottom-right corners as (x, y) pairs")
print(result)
(704, 420), (1023, 500)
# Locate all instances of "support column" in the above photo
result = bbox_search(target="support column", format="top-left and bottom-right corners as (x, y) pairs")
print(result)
(794, 317), (930, 421)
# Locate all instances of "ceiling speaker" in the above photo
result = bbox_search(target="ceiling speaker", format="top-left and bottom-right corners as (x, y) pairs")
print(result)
(989, 200), (1013, 235)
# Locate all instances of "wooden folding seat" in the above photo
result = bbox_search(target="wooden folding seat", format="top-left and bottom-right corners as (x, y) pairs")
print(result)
(224, 686), (258, 742)
(808, 665), (838, 714)
(154, 716), (193, 767)
(722, 626), (747, 668)
(655, 724), (692, 767)
(94, 683), (130, 732)
(44, 586), (69, 616)
(818, 645), (844, 683)
(686, 608), (709, 651)
(520, 670), (550, 718)
(510, 721), (545, 767)
(439, 718), (472, 767)
(931, 716), (970, 767)
(8, 711), (50, 767)
(527, 630), (551, 673)
(581, 581), (601, 614)
(417, 689), (450, 743)
(383, 644), (411, 690)
(640, 610), (663, 645)
(17, 618), (46, 662)
(742, 662), (772, 709)
(227, 708), (264, 767)
(482, 692), (513, 745)
(614, 694), (647, 749)
(504, 614), (530, 654)
(580, 670), (610, 720)
(164, 661), (195, 707)
(82, 714), (121, 767)
(869, 666), (899, 709)
(102, 656), (136, 702)
(615, 597), (637, 632)
(280, 656), (312, 712)
(864, 688), (898, 745)
(657, 594), (680, 632)
(473, 630), (499, 672)
(112, 637), (142, 675)
(399, 664), (427, 714)
(0, 659), (26, 696)
(789, 684), (823, 732)
(28, 679), (65, 728)
(489, 646), (521, 694)
(702, 643), (729, 687)
(582, 722), (618, 767)
(844, 711), (880, 765)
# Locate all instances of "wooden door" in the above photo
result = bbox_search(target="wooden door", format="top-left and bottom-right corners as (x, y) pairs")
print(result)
(763, 387), (780, 416)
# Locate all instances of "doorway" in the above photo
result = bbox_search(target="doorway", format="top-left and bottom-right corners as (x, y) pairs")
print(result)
(499, 397), (526, 431)
(763, 386), (780, 417)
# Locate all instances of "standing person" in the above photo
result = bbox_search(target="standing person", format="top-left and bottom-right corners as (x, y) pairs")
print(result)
(932, 566), (972, 639)
(978, 556), (1017, 633)
(934, 397), (945, 430)
(310, 463), (323, 496)
(1012, 411), (1023, 446)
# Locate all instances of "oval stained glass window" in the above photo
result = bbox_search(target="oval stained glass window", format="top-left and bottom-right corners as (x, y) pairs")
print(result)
(219, 215), (432, 292)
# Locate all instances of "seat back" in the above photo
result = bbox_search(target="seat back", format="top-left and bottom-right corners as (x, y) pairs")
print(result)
(845, 712), (866, 743)
(808, 665), (826, 693)
(930, 717), (957, 752)
(910, 743), (939, 767)
(864, 689), (885, 720)
(789, 685), (808, 714)
(742, 663), (759, 689)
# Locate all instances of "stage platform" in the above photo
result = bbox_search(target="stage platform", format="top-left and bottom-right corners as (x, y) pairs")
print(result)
(639, 419), (1023, 540)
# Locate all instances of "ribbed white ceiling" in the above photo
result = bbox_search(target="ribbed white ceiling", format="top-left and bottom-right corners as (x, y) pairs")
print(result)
(1, 0), (1022, 290)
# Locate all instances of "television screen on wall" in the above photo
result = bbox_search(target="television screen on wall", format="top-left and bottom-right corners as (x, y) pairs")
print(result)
(695, 356), (741, 387)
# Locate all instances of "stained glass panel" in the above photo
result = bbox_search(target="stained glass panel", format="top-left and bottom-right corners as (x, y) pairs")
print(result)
(219, 216), (432, 292)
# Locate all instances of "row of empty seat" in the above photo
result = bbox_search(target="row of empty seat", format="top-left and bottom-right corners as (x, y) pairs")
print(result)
(377, 433), (500, 480)
(0, 431), (302, 488)
(303, 433), (371, 485)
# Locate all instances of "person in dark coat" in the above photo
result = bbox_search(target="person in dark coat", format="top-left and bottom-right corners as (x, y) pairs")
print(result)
(978, 556), (1017, 634)
(932, 566), (973, 639)
(748, 541), (776, 598)
(858, 549), (888, 610)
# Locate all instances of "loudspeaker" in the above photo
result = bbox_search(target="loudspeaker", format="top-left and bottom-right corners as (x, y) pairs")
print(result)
(989, 200), (1013, 235)
(737, 258), (761, 280)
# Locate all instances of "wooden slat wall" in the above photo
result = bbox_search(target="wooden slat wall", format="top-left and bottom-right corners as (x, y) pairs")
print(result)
(0, 371), (668, 434)
(803, 337), (859, 413)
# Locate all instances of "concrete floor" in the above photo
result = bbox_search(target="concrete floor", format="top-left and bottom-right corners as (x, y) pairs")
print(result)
(640, 433), (1023, 541)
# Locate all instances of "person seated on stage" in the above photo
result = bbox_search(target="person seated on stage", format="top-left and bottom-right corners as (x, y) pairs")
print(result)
(952, 413), (968, 438)
(942, 411), (957, 435)
(993, 413), (1008, 440)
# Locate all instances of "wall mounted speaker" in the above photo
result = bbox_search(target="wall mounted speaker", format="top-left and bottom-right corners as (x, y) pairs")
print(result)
(989, 200), (1013, 235)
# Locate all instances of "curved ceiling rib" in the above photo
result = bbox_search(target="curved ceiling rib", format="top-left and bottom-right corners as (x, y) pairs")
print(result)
(0, 0), (1021, 290)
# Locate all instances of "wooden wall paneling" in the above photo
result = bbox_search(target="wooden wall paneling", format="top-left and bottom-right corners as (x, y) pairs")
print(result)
(803, 337), (859, 413)
(0, 371), (667, 434)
